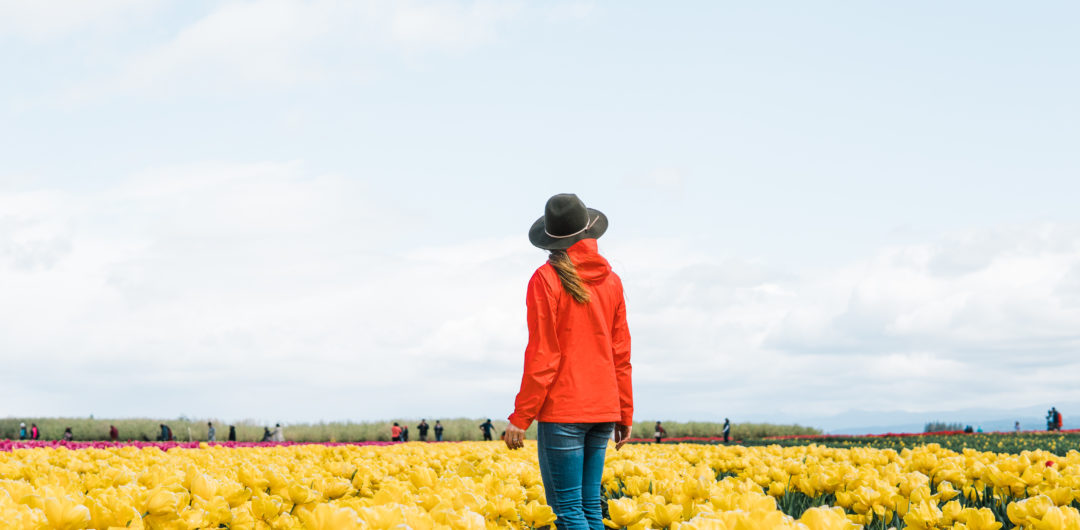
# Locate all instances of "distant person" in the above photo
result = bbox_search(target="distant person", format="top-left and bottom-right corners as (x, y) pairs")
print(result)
(504, 194), (634, 530)
(109, 425), (119, 442)
(722, 418), (731, 444)
(228, 425), (236, 442)
(271, 423), (284, 442)
(62, 427), (73, 442)
(976, 426), (983, 433)
(158, 424), (170, 442)
(207, 422), (216, 442)
(1047, 407), (1056, 431)
(18, 422), (27, 440)
(434, 420), (444, 442)
(30, 423), (39, 440)
(417, 419), (429, 441)
(964, 425), (974, 433)
(654, 421), (666, 443)
(261, 427), (272, 442)
(1054, 409), (1063, 431)
(1014, 421), (1020, 433)
(391, 422), (402, 442)
(479, 419), (494, 441)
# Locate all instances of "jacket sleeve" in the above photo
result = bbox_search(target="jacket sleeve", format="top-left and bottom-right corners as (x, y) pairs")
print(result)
(612, 281), (633, 426)
(508, 270), (562, 430)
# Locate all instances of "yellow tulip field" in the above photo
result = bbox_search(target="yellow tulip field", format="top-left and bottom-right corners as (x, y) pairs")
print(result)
(1, 440), (1079, 529)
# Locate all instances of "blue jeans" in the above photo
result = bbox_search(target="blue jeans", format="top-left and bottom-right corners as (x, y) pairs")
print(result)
(537, 422), (614, 530)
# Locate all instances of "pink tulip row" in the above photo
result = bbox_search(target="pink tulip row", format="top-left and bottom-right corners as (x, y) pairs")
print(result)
(0, 440), (398, 452)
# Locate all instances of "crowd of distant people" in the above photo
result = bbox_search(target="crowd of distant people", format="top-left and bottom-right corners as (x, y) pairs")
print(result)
(1047, 407), (1063, 431)
(391, 419), (446, 442)
(13, 421), (253, 443)
(11, 418), (738, 443)
(8, 408), (1066, 445)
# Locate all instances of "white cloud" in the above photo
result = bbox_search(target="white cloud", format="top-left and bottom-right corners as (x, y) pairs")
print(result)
(545, 2), (594, 22)
(623, 167), (686, 194)
(765, 224), (1080, 361)
(3, 166), (1080, 423)
(390, 0), (521, 50)
(0, 0), (154, 40)
(56, 0), (524, 102)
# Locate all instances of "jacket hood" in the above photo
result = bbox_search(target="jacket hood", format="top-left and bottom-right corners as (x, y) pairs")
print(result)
(565, 238), (611, 283)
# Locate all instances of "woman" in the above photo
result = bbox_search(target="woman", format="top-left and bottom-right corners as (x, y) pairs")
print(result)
(505, 193), (633, 530)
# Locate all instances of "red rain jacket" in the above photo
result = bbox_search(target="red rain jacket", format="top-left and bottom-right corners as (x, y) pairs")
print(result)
(509, 239), (633, 430)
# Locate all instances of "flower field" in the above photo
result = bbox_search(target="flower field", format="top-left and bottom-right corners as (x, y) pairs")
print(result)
(1, 438), (1079, 529)
(749, 431), (1080, 455)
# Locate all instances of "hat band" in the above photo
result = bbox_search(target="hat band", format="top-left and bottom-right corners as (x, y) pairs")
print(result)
(544, 214), (598, 239)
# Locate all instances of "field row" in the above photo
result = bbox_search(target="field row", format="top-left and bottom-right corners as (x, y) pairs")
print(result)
(0, 418), (819, 444)
(748, 431), (1080, 455)
(2, 437), (1080, 528)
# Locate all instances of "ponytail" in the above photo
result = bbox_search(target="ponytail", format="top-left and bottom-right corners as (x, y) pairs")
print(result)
(548, 250), (590, 303)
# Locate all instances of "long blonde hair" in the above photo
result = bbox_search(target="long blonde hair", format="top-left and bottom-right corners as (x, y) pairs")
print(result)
(548, 250), (590, 303)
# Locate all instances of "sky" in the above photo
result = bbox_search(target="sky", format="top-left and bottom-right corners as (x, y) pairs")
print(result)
(2, 1), (1079, 428)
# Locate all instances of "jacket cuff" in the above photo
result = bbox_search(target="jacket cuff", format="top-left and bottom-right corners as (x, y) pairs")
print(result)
(508, 414), (532, 431)
(620, 415), (633, 427)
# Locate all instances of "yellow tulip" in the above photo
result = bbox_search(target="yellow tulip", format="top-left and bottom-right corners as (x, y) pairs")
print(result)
(410, 466), (438, 489)
(1009, 495), (1054, 526)
(179, 506), (212, 528)
(285, 483), (319, 505)
(649, 502), (684, 529)
(940, 499), (963, 525)
(238, 465), (270, 491)
(959, 507), (1002, 530)
(269, 512), (300, 530)
(145, 487), (184, 517)
(447, 510), (487, 530)
(519, 500), (557, 528)
(299, 504), (361, 530)
(229, 506), (256, 530)
(357, 504), (405, 529)
(902, 499), (943, 530)
(251, 494), (283, 520)
(44, 496), (92, 530)
(799, 506), (858, 530)
(316, 477), (352, 500)
(190, 473), (219, 501)
(1046, 487), (1075, 507)
(607, 497), (646, 528)
(483, 495), (517, 521)
(223, 483), (254, 508)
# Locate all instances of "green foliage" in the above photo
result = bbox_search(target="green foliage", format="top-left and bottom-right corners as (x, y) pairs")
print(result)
(0, 417), (817, 443)
(741, 431), (1080, 454)
(633, 420), (820, 441)
(924, 421), (964, 433)
(0, 417), (533, 442)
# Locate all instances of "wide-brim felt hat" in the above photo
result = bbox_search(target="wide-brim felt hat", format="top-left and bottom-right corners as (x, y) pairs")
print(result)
(529, 193), (608, 250)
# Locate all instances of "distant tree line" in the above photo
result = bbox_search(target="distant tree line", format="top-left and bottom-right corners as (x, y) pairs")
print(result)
(924, 421), (965, 433)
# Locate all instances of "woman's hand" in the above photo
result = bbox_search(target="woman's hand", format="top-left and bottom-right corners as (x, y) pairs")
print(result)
(505, 424), (526, 450)
(614, 424), (632, 450)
